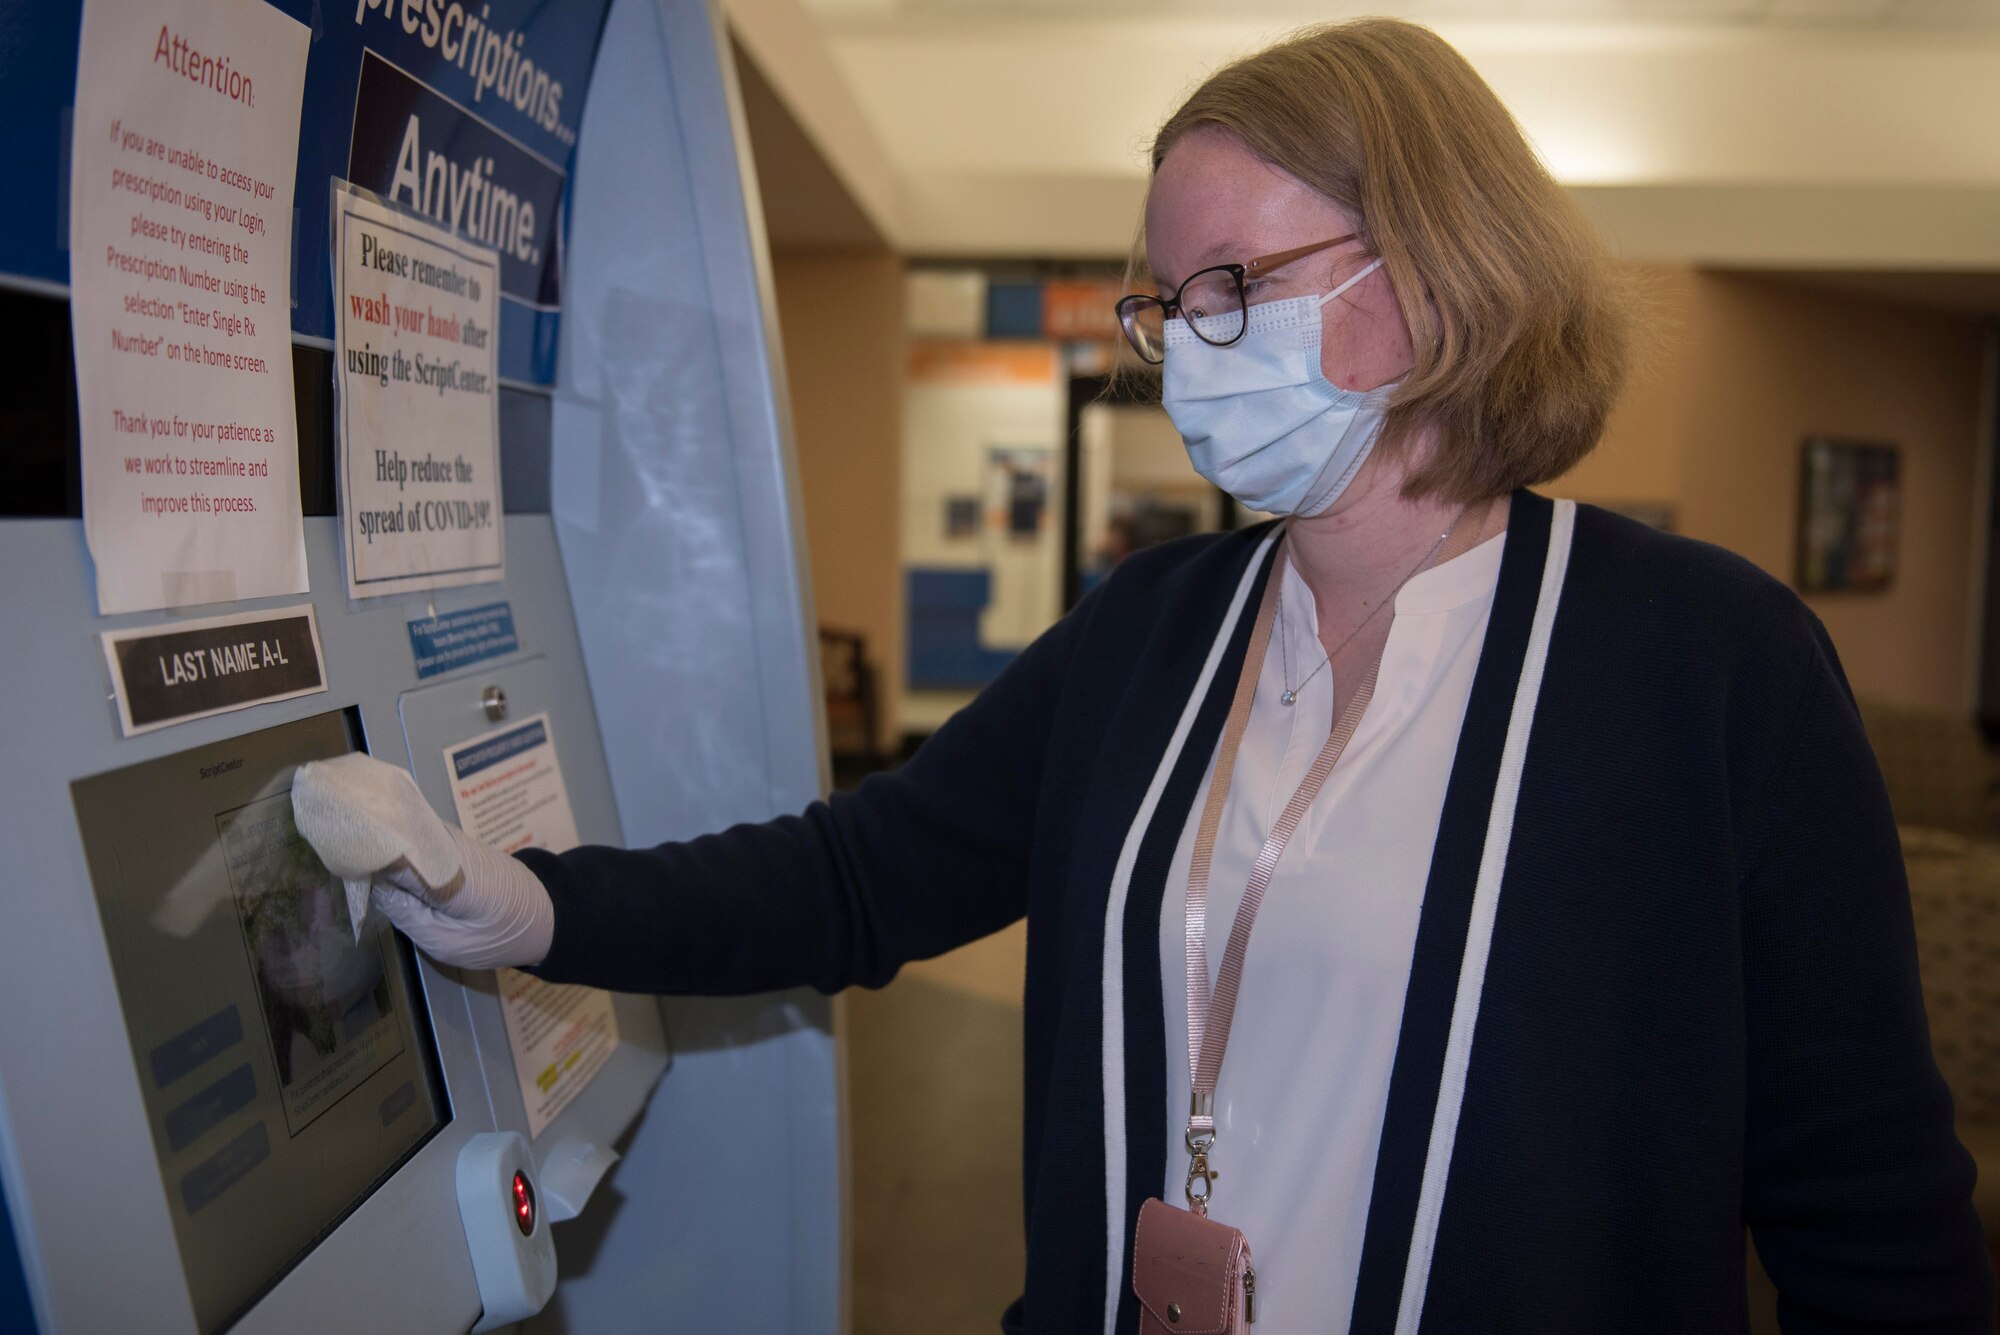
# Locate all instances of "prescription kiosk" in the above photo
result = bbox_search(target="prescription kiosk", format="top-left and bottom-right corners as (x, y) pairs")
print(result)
(0, 0), (844, 1329)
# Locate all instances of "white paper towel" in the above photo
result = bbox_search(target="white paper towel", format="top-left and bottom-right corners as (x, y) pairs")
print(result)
(292, 753), (463, 939)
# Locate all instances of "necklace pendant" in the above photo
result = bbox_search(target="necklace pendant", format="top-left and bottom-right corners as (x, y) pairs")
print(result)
(1279, 689), (1297, 707)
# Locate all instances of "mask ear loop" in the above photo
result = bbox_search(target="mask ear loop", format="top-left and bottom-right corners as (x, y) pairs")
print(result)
(1316, 256), (1385, 309)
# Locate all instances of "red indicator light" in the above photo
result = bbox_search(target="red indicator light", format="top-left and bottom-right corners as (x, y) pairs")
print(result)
(512, 1170), (536, 1236)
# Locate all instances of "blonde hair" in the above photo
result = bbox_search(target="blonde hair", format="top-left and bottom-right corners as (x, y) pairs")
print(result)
(1145, 19), (1629, 501)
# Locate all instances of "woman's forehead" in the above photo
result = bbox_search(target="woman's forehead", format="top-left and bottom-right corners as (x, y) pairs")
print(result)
(1146, 132), (1351, 286)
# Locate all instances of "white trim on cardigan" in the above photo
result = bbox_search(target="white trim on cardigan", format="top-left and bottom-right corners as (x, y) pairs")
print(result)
(1393, 498), (1576, 1334)
(1100, 531), (1278, 1335)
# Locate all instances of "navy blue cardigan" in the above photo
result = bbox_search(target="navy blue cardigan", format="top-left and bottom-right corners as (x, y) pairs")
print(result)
(525, 492), (1993, 1332)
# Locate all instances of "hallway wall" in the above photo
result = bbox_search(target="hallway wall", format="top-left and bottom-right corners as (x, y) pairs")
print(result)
(1563, 266), (1989, 712)
(772, 249), (907, 751)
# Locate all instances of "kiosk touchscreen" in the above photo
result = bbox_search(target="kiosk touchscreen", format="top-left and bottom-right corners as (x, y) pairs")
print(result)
(72, 711), (447, 1334)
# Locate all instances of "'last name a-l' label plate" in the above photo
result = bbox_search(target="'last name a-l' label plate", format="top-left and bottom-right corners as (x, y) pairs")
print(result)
(102, 605), (328, 737)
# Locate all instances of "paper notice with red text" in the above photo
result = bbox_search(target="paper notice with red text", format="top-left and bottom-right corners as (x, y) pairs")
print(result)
(333, 181), (504, 600)
(69, 0), (311, 614)
(443, 714), (618, 1139)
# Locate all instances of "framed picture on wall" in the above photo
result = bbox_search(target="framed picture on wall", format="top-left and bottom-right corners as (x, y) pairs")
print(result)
(1798, 437), (1900, 593)
(943, 495), (980, 540)
(988, 447), (1051, 540)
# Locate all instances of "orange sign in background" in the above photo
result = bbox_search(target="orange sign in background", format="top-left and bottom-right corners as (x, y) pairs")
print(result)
(1041, 280), (1123, 342)
(907, 340), (1062, 384)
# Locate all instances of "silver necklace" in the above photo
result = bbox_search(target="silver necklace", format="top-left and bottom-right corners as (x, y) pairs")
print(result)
(1277, 507), (1470, 707)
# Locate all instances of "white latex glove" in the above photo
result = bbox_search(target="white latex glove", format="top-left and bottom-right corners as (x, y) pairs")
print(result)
(291, 752), (554, 971)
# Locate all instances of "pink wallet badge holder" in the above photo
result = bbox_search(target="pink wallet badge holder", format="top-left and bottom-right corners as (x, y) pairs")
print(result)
(1133, 1193), (1256, 1334)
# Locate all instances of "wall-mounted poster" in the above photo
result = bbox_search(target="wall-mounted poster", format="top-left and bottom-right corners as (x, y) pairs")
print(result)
(1799, 438), (1900, 592)
(989, 447), (1049, 539)
(943, 495), (980, 540)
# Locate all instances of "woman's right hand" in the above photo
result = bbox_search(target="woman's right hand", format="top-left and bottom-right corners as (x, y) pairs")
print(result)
(291, 752), (555, 971)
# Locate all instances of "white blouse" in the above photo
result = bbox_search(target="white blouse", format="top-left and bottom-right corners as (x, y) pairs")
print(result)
(1157, 531), (1506, 1331)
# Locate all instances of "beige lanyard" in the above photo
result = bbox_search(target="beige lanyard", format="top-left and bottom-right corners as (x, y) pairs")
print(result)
(1182, 515), (1482, 1215)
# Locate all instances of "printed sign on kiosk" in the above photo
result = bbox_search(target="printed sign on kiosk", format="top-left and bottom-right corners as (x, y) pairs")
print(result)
(444, 712), (620, 1139)
(333, 180), (505, 600)
(67, 0), (312, 614)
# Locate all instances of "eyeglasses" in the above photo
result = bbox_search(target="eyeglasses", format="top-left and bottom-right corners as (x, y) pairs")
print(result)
(1114, 234), (1360, 365)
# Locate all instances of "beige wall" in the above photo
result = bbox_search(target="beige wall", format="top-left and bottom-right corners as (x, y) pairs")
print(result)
(1562, 266), (1988, 712)
(771, 249), (906, 750)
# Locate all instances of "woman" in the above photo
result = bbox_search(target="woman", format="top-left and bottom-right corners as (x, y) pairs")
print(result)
(292, 18), (1992, 1332)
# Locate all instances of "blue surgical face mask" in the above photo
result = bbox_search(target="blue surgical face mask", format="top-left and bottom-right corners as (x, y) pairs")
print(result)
(1161, 257), (1392, 517)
